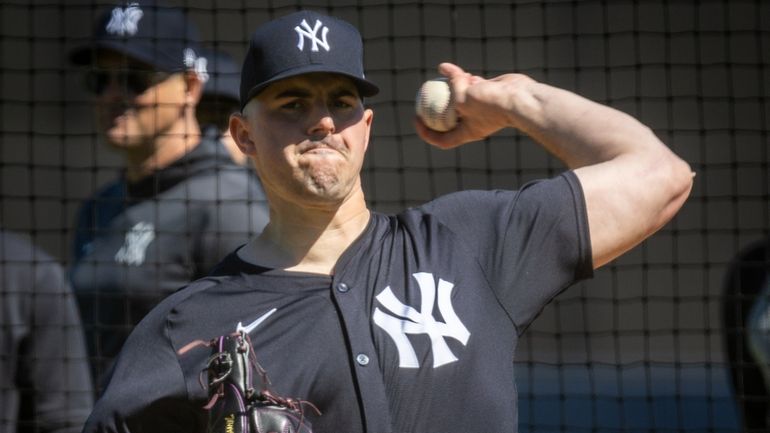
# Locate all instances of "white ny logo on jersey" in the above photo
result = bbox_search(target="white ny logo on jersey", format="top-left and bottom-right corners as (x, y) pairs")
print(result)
(105, 3), (144, 36)
(114, 222), (155, 266)
(294, 19), (330, 52)
(373, 272), (470, 369)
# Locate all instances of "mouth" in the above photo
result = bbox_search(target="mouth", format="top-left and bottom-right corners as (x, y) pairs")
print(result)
(300, 140), (342, 155)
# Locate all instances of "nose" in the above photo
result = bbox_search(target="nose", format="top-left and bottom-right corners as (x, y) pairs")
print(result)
(307, 104), (335, 138)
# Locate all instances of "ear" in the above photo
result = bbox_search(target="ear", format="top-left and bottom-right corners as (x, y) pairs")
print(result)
(229, 112), (257, 156)
(183, 71), (204, 105)
(362, 108), (374, 152)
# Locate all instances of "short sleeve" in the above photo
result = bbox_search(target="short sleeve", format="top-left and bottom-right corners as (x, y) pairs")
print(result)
(422, 172), (592, 331)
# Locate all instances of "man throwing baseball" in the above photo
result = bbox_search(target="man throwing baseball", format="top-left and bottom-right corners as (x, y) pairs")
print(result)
(83, 10), (693, 433)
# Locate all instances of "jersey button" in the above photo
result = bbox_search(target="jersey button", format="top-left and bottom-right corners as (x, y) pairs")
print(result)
(356, 354), (370, 366)
(336, 283), (350, 293)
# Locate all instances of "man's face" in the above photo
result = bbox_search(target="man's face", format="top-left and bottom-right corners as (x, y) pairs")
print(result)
(238, 73), (373, 207)
(90, 51), (188, 149)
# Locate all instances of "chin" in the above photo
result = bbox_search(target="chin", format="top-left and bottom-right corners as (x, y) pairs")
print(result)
(104, 132), (141, 149)
(306, 172), (342, 193)
(305, 185), (342, 202)
(307, 179), (361, 206)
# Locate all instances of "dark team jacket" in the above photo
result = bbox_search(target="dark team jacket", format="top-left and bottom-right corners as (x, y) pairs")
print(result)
(83, 172), (592, 433)
(69, 137), (269, 386)
(0, 230), (93, 433)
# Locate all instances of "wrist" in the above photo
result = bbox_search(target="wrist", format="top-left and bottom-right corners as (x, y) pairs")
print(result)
(504, 76), (542, 132)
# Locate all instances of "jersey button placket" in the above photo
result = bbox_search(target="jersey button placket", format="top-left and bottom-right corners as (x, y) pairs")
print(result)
(336, 282), (370, 368)
(331, 274), (393, 431)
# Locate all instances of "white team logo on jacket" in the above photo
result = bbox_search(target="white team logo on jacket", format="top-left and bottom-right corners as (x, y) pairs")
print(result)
(373, 272), (470, 368)
(114, 222), (155, 266)
(105, 3), (143, 36)
(294, 19), (330, 52)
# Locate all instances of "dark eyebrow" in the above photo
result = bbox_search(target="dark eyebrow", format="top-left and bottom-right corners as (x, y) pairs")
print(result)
(271, 84), (359, 101)
(332, 88), (358, 99)
(274, 89), (312, 100)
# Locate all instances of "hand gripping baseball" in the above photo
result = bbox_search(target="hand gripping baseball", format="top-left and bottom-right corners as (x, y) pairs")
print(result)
(415, 63), (535, 149)
(178, 331), (319, 433)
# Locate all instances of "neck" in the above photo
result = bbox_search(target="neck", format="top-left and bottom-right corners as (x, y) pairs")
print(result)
(240, 187), (370, 275)
(124, 113), (201, 182)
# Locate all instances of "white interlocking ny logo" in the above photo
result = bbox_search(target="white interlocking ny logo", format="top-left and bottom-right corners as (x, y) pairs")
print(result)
(373, 272), (470, 369)
(114, 222), (155, 266)
(105, 3), (144, 36)
(184, 48), (209, 83)
(294, 19), (330, 52)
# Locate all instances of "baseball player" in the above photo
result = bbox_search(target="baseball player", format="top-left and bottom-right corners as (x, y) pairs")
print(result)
(82, 10), (693, 433)
(197, 47), (247, 165)
(1, 230), (93, 433)
(68, 1), (268, 389)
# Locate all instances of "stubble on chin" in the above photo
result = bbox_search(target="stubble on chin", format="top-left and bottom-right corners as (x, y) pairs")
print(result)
(303, 166), (342, 197)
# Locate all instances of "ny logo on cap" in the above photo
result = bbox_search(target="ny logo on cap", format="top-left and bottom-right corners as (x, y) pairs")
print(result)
(184, 48), (209, 82)
(106, 3), (143, 36)
(294, 19), (330, 52)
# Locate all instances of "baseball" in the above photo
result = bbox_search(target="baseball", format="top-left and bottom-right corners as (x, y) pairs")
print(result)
(415, 78), (458, 132)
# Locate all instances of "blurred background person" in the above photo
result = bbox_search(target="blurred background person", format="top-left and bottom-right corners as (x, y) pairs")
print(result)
(723, 237), (770, 432)
(197, 47), (246, 165)
(1, 230), (93, 433)
(67, 0), (268, 390)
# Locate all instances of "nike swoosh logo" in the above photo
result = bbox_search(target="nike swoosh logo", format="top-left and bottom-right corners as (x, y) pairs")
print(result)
(236, 308), (277, 334)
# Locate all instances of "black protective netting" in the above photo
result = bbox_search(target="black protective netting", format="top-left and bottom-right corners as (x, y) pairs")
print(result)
(1, 1), (768, 432)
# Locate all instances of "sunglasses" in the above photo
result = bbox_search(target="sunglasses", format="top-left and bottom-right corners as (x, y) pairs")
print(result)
(85, 68), (171, 95)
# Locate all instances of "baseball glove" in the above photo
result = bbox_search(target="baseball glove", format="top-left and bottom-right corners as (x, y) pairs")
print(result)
(179, 331), (318, 433)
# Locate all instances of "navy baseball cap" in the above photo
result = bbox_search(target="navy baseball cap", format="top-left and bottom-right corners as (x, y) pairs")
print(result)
(239, 10), (379, 110)
(70, 0), (202, 72)
(199, 48), (240, 104)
